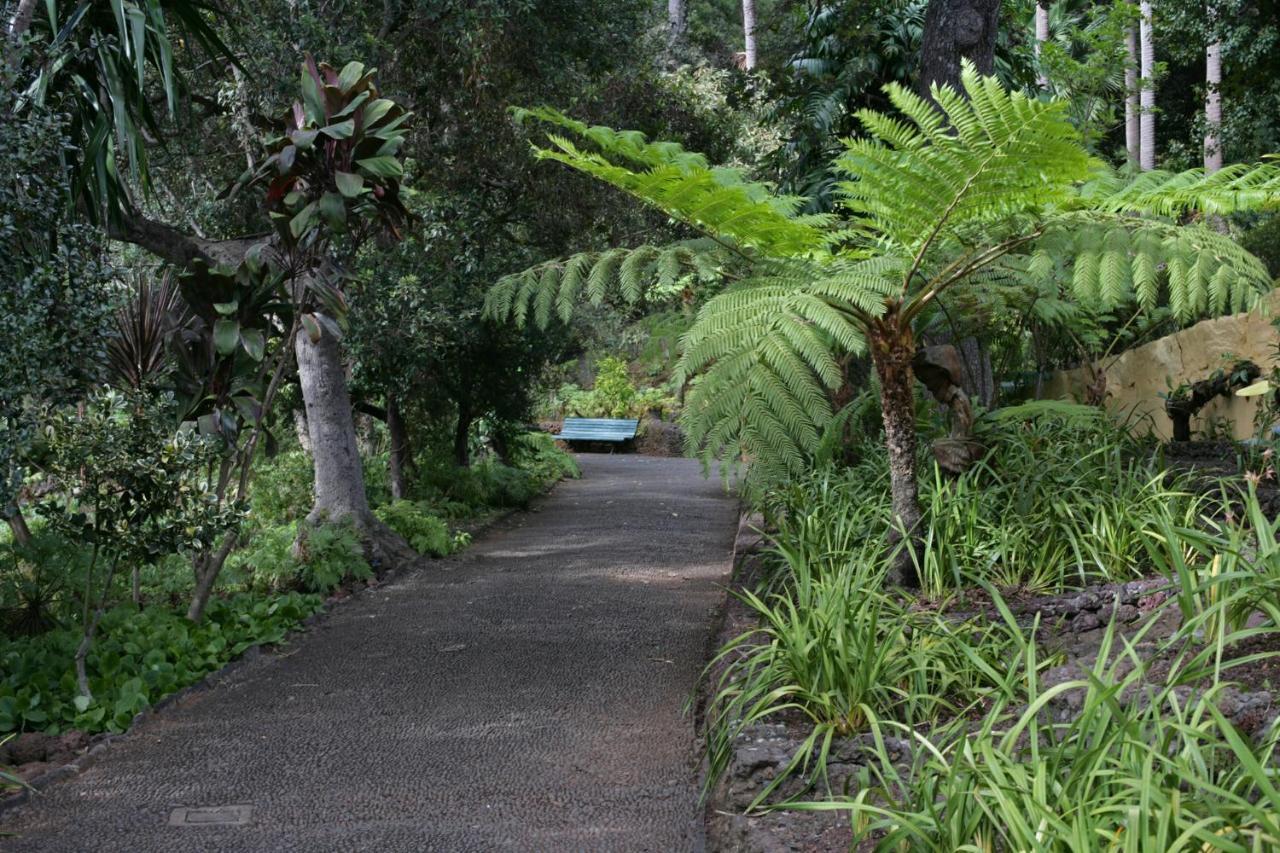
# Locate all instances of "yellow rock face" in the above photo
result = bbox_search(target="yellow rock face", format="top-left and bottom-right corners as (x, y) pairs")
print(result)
(1041, 292), (1279, 440)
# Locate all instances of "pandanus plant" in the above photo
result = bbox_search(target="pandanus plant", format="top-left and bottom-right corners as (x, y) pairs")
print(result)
(488, 64), (1280, 584)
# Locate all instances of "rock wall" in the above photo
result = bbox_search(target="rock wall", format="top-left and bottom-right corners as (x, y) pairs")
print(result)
(1040, 293), (1279, 440)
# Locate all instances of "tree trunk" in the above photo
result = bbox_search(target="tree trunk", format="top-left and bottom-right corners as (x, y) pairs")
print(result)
(741, 0), (758, 69)
(869, 322), (921, 588)
(668, 0), (686, 48)
(1125, 27), (1140, 166)
(1139, 0), (1156, 171)
(295, 329), (415, 567)
(919, 0), (1001, 98)
(1205, 27), (1222, 173)
(386, 391), (410, 501)
(5, 507), (32, 547)
(1034, 2), (1050, 88)
(453, 408), (473, 468)
(131, 565), (141, 608)
(6, 0), (38, 40)
(293, 407), (312, 452)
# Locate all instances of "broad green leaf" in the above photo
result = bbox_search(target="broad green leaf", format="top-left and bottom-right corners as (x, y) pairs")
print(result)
(335, 171), (364, 198)
(240, 328), (266, 361)
(289, 201), (318, 240)
(320, 120), (355, 139)
(356, 156), (403, 178)
(319, 191), (348, 231)
(212, 301), (239, 316)
(338, 61), (364, 92)
(213, 319), (241, 356)
(300, 313), (322, 343)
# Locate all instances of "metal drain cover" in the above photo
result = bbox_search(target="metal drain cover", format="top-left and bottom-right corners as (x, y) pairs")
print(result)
(168, 805), (253, 826)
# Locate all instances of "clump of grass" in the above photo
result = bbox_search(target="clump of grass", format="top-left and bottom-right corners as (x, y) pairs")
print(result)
(703, 540), (1034, 807)
(812, 613), (1280, 851)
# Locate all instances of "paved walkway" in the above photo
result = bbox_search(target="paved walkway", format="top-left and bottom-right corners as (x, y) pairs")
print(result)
(1, 455), (738, 852)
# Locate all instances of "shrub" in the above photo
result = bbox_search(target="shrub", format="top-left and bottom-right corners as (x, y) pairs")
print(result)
(248, 450), (314, 528)
(828, 618), (1280, 851)
(704, 542), (1032, 805)
(763, 407), (1199, 595)
(232, 522), (370, 594)
(0, 592), (322, 735)
(374, 501), (454, 556)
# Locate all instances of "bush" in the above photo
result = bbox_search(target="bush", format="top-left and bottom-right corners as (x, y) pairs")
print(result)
(374, 501), (455, 556)
(831, 618), (1280, 850)
(0, 592), (322, 735)
(248, 450), (314, 528)
(764, 405), (1198, 595)
(231, 522), (370, 594)
(704, 543), (1031, 805)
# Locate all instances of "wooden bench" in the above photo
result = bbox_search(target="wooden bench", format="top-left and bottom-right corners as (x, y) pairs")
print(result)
(557, 417), (639, 449)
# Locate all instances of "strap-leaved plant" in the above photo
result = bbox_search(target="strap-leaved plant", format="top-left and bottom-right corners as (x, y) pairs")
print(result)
(488, 63), (1279, 584)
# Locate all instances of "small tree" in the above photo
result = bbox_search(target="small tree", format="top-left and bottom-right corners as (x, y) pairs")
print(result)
(489, 65), (1278, 584)
(38, 391), (235, 698)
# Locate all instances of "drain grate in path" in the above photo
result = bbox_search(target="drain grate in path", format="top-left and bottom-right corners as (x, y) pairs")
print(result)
(168, 805), (253, 826)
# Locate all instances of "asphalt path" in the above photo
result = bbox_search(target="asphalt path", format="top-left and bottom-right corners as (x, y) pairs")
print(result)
(1, 454), (739, 852)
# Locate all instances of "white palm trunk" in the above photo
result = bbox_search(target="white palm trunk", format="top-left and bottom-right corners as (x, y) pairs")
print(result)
(1139, 0), (1156, 170)
(742, 0), (757, 69)
(1125, 27), (1140, 165)
(1035, 2), (1050, 88)
(668, 0), (686, 47)
(1205, 34), (1223, 172)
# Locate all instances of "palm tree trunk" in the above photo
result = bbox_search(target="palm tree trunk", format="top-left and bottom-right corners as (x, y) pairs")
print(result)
(869, 321), (921, 588)
(1034, 2), (1050, 88)
(668, 0), (686, 49)
(1205, 26), (1222, 173)
(741, 0), (757, 69)
(1125, 27), (1140, 165)
(1139, 0), (1156, 170)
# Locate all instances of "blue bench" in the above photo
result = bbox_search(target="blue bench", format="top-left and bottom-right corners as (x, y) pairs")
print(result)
(557, 417), (639, 447)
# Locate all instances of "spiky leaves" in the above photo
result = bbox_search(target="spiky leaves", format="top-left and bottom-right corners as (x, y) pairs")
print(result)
(835, 68), (1092, 271)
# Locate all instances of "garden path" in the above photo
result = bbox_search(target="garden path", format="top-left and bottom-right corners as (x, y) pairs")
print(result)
(1, 455), (739, 852)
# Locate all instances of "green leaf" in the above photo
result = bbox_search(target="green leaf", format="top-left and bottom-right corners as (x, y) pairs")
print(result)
(290, 129), (318, 149)
(289, 201), (318, 240)
(319, 191), (348, 231)
(212, 301), (239, 317)
(355, 156), (403, 178)
(319, 120), (355, 140)
(301, 313), (322, 343)
(335, 171), (364, 198)
(213, 319), (241, 356)
(338, 61), (364, 92)
(300, 67), (326, 125)
(73, 695), (92, 713)
(240, 328), (266, 362)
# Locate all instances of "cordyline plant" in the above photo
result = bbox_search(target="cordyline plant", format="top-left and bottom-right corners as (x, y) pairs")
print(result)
(487, 64), (1280, 584)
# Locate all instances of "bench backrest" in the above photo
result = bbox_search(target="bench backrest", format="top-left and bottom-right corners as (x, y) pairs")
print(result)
(558, 417), (639, 441)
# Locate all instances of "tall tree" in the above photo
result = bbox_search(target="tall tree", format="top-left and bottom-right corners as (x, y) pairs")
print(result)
(742, 0), (758, 69)
(1204, 8), (1223, 173)
(1139, 0), (1156, 170)
(1035, 1), (1050, 88)
(1126, 26), (1141, 165)
(918, 0), (1000, 96)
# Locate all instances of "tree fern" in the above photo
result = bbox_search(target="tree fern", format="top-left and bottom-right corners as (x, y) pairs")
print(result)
(490, 62), (1279, 524)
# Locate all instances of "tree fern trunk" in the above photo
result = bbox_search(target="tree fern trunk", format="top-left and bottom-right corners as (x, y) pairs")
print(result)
(1205, 27), (1222, 173)
(4, 508), (32, 547)
(1139, 0), (1156, 171)
(870, 323), (921, 588)
(1034, 2), (1049, 88)
(741, 0), (757, 69)
(1126, 27), (1140, 166)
